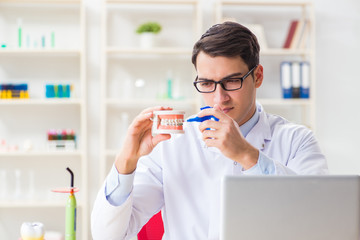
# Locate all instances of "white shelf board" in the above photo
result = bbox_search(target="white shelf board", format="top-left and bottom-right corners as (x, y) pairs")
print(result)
(106, 98), (198, 108)
(0, 0), (81, 4)
(0, 49), (81, 56)
(107, 47), (192, 55)
(0, 200), (85, 208)
(106, 48), (310, 56)
(0, 201), (65, 208)
(261, 48), (311, 56)
(0, 98), (82, 106)
(106, 0), (198, 4)
(0, 151), (83, 157)
(258, 98), (312, 106)
(220, 1), (312, 7)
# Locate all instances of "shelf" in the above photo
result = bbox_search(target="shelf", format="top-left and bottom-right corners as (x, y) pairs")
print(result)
(107, 48), (309, 56)
(0, 49), (82, 57)
(0, 200), (84, 208)
(216, 0), (316, 129)
(260, 48), (311, 56)
(219, 1), (312, 7)
(101, 0), (202, 185)
(0, 99), (82, 106)
(258, 98), (312, 106)
(106, 0), (198, 5)
(0, 0), (88, 239)
(106, 98), (198, 108)
(107, 47), (192, 55)
(0, 151), (83, 157)
(0, 0), (82, 5)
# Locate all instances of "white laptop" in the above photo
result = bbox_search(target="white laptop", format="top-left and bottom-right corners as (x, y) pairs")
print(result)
(220, 175), (360, 240)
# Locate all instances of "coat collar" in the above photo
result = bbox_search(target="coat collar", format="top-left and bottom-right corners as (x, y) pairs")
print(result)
(245, 103), (272, 150)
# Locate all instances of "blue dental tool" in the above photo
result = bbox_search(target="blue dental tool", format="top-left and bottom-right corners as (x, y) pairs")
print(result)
(186, 106), (219, 122)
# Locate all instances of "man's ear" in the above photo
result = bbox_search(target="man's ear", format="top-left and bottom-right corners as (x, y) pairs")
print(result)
(254, 64), (264, 88)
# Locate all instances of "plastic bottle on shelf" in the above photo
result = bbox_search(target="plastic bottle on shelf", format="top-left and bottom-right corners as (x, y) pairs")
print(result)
(166, 70), (173, 99)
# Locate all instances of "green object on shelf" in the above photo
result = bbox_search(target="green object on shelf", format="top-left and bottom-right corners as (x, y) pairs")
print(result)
(18, 18), (22, 48)
(167, 78), (173, 99)
(136, 22), (162, 34)
(54, 85), (58, 97)
(65, 168), (77, 240)
(51, 31), (55, 48)
(166, 70), (173, 99)
(66, 192), (77, 240)
(42, 35), (45, 48)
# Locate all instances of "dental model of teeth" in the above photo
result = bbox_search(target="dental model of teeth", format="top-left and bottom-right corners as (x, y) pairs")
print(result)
(152, 110), (185, 135)
(160, 118), (184, 127)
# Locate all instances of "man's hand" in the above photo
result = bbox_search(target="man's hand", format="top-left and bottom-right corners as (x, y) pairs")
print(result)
(115, 106), (172, 174)
(198, 104), (259, 170)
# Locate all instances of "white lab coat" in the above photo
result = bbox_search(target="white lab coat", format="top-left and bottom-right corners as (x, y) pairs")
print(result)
(92, 104), (328, 240)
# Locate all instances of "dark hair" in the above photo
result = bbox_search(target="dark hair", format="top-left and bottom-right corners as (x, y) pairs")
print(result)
(192, 21), (260, 70)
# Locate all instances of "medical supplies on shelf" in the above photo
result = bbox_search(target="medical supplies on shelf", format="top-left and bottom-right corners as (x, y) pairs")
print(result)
(45, 84), (73, 98)
(0, 83), (29, 99)
(47, 129), (76, 151)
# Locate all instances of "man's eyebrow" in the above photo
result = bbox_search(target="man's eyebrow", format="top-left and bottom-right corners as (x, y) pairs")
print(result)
(222, 72), (243, 79)
(198, 72), (243, 81)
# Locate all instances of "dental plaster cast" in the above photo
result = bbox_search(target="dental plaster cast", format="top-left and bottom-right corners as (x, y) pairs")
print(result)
(152, 110), (185, 135)
(20, 222), (45, 240)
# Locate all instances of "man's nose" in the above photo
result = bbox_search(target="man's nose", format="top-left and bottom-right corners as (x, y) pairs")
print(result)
(213, 84), (230, 104)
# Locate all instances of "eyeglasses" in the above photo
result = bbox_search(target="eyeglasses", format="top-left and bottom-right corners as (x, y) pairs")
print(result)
(193, 65), (257, 93)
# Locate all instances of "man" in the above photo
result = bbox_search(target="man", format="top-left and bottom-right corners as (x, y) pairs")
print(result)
(92, 21), (328, 240)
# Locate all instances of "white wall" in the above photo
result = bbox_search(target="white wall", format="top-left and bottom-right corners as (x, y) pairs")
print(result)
(85, 0), (360, 206)
(315, 0), (360, 174)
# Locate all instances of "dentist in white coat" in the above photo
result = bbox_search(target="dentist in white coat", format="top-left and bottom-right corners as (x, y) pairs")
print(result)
(92, 21), (328, 240)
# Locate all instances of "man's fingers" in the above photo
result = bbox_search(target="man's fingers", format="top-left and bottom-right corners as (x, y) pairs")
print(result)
(197, 106), (224, 122)
(203, 138), (217, 148)
(152, 134), (171, 146)
(202, 129), (217, 140)
(131, 106), (173, 131)
(199, 120), (220, 132)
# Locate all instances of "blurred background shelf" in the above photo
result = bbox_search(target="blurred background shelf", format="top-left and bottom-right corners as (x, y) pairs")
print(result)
(0, 0), (88, 239)
(100, 0), (203, 181)
(0, 99), (83, 105)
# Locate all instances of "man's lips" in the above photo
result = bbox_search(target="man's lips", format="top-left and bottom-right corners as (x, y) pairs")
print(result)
(221, 107), (233, 114)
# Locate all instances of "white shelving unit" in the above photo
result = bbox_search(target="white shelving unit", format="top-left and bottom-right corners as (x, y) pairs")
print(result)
(100, 0), (202, 182)
(215, 0), (316, 130)
(0, 0), (88, 239)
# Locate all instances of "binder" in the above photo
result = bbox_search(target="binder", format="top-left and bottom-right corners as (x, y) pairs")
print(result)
(280, 62), (292, 98)
(291, 62), (301, 98)
(280, 61), (311, 99)
(289, 20), (304, 49)
(283, 20), (298, 49)
(300, 62), (310, 98)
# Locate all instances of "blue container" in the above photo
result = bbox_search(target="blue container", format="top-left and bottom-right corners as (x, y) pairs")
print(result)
(65, 84), (71, 98)
(46, 84), (55, 98)
(57, 84), (63, 98)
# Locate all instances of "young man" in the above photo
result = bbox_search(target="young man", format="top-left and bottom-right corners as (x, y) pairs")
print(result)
(92, 22), (328, 240)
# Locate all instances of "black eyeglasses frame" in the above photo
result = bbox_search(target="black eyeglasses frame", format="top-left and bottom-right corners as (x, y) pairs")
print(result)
(193, 65), (258, 93)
